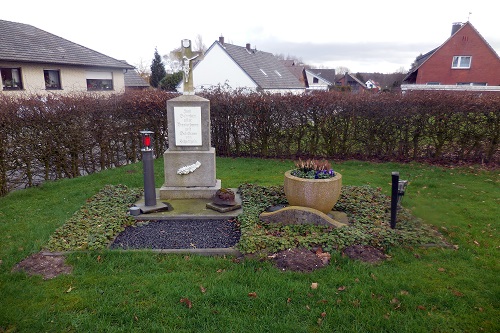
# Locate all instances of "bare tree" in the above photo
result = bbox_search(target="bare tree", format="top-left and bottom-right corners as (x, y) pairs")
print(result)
(336, 66), (350, 75)
(394, 66), (407, 74)
(193, 34), (207, 54)
(134, 59), (151, 79)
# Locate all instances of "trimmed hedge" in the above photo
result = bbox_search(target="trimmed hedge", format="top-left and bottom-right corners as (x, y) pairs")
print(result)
(1, 89), (498, 195)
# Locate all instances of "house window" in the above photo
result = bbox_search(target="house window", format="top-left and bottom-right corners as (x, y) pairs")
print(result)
(1, 67), (23, 90)
(44, 70), (61, 89)
(313, 77), (319, 84)
(452, 56), (471, 68)
(457, 82), (487, 86)
(86, 71), (113, 90)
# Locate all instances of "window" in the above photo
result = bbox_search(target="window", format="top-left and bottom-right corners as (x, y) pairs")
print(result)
(452, 56), (471, 68)
(44, 70), (61, 89)
(313, 77), (319, 84)
(1, 67), (23, 90)
(426, 82), (441, 85)
(457, 82), (487, 86)
(86, 71), (113, 91)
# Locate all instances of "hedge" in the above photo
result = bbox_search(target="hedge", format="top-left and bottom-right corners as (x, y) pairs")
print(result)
(0, 89), (498, 195)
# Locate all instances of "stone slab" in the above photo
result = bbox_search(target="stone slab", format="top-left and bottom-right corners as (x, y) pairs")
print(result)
(328, 211), (349, 225)
(166, 95), (211, 151)
(159, 179), (222, 200)
(163, 148), (216, 187)
(133, 187), (242, 220)
(134, 202), (172, 214)
(259, 206), (347, 228)
(206, 202), (242, 213)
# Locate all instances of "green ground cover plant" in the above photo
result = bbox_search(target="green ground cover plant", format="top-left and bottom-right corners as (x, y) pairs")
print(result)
(0, 158), (498, 332)
(236, 184), (445, 254)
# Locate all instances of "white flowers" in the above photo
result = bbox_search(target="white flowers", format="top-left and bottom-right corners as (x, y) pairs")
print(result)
(177, 161), (201, 175)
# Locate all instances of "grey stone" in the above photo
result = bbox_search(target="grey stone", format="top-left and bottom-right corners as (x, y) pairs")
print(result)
(159, 180), (222, 200)
(162, 148), (217, 187)
(166, 95), (211, 151)
(259, 206), (347, 228)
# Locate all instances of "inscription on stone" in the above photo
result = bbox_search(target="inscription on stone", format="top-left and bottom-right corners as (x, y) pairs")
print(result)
(174, 107), (202, 146)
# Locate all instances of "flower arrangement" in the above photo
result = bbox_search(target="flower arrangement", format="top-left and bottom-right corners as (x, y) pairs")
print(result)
(290, 158), (336, 179)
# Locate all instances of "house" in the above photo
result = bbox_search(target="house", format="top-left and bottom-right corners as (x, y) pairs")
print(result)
(305, 68), (337, 91)
(365, 79), (380, 91)
(335, 73), (368, 93)
(0, 19), (134, 95)
(402, 22), (500, 91)
(180, 36), (305, 94)
(359, 72), (407, 91)
(124, 69), (150, 91)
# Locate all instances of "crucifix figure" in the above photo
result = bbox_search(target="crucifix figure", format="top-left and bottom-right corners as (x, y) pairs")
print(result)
(181, 39), (199, 95)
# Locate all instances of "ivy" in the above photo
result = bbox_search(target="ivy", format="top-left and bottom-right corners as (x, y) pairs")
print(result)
(237, 184), (447, 254)
(46, 184), (142, 251)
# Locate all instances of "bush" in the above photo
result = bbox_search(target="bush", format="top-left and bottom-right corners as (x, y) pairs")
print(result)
(1, 89), (498, 195)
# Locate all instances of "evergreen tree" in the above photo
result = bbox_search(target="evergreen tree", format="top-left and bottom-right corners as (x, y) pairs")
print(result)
(160, 71), (183, 91)
(150, 48), (167, 88)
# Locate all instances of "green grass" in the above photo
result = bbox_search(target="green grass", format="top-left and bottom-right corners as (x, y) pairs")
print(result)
(1, 157), (499, 332)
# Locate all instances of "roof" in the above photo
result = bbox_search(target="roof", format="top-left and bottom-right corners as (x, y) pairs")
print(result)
(338, 73), (367, 88)
(213, 41), (304, 90)
(281, 60), (307, 87)
(124, 70), (150, 87)
(306, 69), (337, 85)
(0, 19), (134, 69)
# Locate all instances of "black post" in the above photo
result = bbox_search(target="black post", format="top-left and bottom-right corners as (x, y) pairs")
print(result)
(142, 149), (156, 206)
(390, 172), (399, 229)
(141, 131), (156, 207)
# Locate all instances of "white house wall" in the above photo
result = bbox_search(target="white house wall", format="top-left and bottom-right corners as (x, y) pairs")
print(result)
(0, 62), (126, 95)
(185, 44), (258, 92)
(305, 71), (329, 90)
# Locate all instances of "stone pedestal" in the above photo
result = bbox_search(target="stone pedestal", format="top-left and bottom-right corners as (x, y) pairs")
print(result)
(160, 94), (221, 199)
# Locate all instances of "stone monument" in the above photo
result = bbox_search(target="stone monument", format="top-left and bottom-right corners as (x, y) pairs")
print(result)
(159, 39), (221, 199)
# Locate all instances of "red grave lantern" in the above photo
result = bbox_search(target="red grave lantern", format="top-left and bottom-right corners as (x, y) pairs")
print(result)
(140, 130), (154, 151)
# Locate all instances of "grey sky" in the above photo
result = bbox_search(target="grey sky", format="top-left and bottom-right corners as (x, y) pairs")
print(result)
(2, 0), (499, 73)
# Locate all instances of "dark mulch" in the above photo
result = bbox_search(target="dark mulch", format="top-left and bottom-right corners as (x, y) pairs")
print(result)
(110, 219), (241, 250)
(273, 248), (329, 272)
(273, 245), (387, 272)
(343, 245), (387, 264)
(12, 252), (72, 280)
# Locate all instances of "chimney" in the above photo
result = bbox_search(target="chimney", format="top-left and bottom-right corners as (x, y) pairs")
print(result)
(219, 35), (224, 45)
(451, 22), (463, 36)
(246, 43), (251, 51)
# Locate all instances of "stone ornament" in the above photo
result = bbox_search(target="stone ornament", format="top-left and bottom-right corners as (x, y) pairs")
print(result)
(177, 161), (201, 175)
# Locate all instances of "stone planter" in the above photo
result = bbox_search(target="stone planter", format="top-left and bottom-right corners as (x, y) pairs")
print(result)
(283, 170), (342, 214)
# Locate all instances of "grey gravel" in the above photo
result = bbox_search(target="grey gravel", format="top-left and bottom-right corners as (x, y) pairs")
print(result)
(111, 219), (240, 250)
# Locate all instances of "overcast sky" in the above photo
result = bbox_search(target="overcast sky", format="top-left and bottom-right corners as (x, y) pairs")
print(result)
(3, 0), (499, 73)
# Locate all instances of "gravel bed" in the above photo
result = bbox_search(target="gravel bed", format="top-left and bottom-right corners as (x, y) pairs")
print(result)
(111, 219), (240, 250)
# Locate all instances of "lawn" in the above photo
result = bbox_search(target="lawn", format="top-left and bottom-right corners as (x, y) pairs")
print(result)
(0, 158), (498, 332)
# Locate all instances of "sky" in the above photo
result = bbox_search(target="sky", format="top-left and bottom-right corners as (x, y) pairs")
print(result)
(2, 0), (499, 74)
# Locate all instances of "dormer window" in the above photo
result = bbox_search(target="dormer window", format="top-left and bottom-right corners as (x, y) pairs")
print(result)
(452, 56), (471, 69)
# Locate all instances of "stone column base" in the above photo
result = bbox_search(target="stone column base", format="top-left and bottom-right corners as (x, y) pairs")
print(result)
(159, 179), (221, 199)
